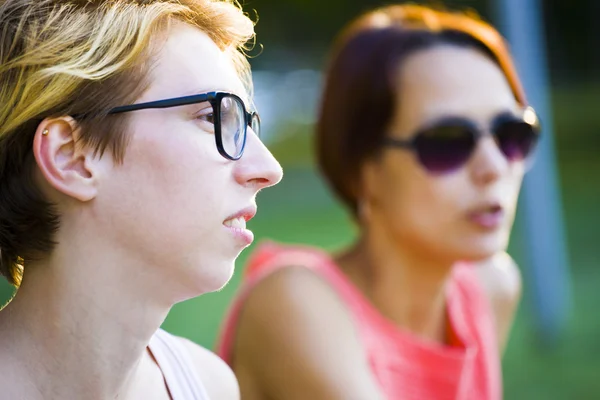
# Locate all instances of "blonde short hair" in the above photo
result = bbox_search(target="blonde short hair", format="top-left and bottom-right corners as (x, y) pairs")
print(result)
(0, 0), (256, 286)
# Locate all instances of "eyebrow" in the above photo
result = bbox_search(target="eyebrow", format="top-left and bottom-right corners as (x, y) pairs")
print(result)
(424, 108), (518, 125)
(189, 86), (255, 109)
(183, 86), (248, 100)
(408, 109), (519, 136)
(180, 87), (219, 96)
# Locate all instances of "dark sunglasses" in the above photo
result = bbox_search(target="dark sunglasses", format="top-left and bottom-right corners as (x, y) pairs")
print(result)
(382, 107), (540, 174)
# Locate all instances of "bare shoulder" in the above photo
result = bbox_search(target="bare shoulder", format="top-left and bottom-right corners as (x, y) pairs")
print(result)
(233, 265), (385, 400)
(473, 251), (523, 352)
(177, 337), (240, 400)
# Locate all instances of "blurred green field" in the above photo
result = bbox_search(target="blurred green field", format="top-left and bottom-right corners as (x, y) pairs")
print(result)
(1, 82), (598, 399)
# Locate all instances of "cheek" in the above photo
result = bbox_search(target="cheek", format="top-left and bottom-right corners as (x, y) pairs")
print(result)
(145, 119), (224, 183)
(104, 122), (230, 232)
(374, 160), (462, 235)
(399, 180), (461, 232)
(503, 164), (526, 216)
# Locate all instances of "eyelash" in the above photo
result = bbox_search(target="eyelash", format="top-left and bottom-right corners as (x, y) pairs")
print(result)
(194, 107), (215, 125)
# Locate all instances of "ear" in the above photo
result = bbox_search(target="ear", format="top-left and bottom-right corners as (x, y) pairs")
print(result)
(358, 158), (382, 202)
(32, 117), (99, 202)
(354, 159), (383, 223)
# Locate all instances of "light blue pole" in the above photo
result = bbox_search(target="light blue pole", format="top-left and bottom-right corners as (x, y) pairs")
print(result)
(492, 0), (571, 344)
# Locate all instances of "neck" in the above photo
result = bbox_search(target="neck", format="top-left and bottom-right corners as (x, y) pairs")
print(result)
(0, 221), (175, 399)
(338, 226), (455, 343)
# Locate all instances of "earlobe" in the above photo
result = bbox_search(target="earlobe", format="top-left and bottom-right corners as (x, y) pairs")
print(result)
(33, 118), (98, 202)
(359, 160), (380, 199)
(355, 161), (380, 223)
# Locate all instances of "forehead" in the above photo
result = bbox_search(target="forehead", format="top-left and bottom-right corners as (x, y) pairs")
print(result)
(393, 45), (518, 129)
(141, 22), (247, 102)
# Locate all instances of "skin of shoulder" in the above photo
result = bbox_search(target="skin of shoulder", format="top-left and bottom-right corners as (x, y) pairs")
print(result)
(474, 251), (523, 353)
(177, 337), (240, 400)
(232, 265), (386, 400)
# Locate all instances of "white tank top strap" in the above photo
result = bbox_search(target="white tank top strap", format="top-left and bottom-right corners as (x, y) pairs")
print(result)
(148, 329), (211, 400)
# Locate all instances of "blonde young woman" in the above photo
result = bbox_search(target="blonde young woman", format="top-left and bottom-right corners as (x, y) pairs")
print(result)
(217, 4), (540, 400)
(0, 1), (281, 399)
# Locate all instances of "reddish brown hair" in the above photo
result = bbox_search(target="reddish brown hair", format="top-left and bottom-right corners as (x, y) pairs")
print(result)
(316, 4), (526, 217)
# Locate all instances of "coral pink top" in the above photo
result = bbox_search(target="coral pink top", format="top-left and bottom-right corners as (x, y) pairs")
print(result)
(217, 241), (502, 400)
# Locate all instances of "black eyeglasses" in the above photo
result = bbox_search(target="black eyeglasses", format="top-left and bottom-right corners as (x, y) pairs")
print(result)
(105, 91), (259, 160)
(382, 107), (541, 174)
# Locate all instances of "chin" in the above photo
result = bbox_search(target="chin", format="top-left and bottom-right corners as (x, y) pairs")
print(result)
(457, 233), (508, 262)
(204, 260), (236, 292)
(178, 259), (236, 298)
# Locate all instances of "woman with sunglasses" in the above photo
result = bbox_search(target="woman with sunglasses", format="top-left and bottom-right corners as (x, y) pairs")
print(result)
(217, 4), (539, 400)
(0, 0), (281, 399)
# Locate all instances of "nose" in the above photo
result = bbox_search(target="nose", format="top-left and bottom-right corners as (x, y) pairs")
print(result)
(234, 129), (283, 190)
(469, 135), (508, 186)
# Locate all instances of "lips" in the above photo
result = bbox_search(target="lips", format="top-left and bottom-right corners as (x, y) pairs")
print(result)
(223, 206), (256, 226)
(223, 216), (247, 229)
(467, 202), (505, 229)
(223, 206), (256, 245)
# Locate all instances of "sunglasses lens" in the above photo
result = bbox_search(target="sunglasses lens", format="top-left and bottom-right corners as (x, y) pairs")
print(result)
(495, 120), (539, 161)
(415, 125), (476, 173)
